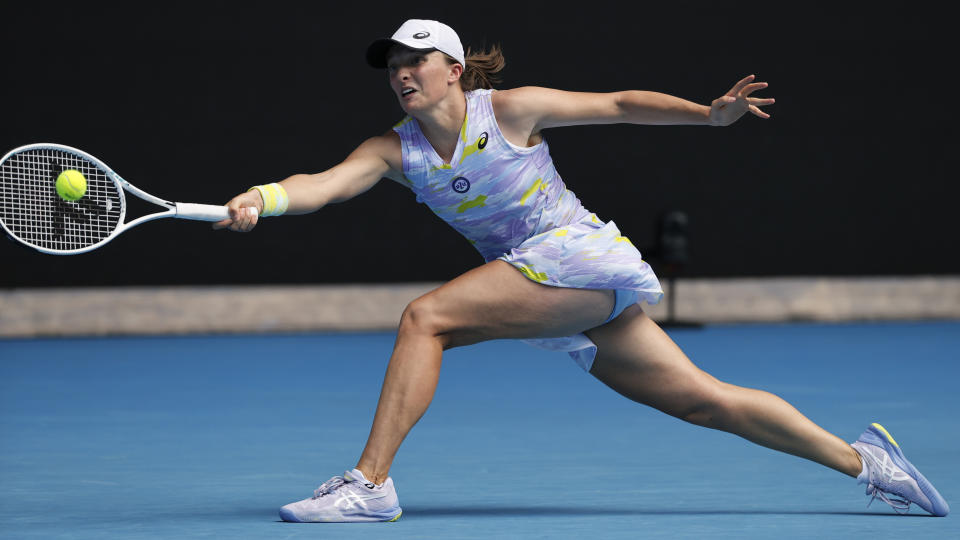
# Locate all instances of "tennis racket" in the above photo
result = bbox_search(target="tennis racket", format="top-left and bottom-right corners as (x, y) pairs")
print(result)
(0, 143), (251, 255)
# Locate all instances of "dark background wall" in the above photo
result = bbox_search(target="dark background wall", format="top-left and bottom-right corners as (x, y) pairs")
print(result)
(1, 2), (955, 287)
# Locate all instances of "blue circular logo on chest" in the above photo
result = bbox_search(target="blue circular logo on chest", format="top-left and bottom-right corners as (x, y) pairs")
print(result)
(451, 177), (470, 193)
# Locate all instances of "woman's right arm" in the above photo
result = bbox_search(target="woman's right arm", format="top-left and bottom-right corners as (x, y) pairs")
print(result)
(214, 131), (403, 232)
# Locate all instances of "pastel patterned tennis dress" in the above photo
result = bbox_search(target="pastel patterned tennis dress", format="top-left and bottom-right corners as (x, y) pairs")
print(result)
(393, 89), (662, 370)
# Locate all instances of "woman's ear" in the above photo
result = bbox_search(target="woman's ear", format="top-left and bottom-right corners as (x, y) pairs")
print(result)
(448, 62), (463, 84)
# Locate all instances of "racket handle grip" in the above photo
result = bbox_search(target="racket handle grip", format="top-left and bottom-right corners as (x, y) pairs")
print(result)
(174, 202), (229, 221)
(175, 203), (259, 221)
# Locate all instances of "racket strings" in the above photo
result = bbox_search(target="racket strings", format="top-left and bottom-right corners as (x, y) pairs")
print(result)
(0, 148), (123, 252)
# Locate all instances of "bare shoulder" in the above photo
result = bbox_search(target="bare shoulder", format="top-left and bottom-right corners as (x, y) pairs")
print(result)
(493, 86), (620, 131)
(355, 130), (401, 161)
(491, 86), (552, 121)
(349, 130), (403, 177)
(491, 87), (558, 142)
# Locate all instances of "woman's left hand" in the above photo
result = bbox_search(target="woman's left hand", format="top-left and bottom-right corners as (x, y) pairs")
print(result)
(709, 75), (775, 126)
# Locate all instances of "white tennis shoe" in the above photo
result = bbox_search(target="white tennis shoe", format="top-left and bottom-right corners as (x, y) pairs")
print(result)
(851, 423), (949, 516)
(279, 468), (402, 523)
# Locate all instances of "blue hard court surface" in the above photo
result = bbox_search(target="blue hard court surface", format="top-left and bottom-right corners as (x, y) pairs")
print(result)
(1, 321), (958, 539)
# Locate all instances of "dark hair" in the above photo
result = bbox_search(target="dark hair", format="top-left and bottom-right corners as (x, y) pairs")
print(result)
(445, 44), (505, 91)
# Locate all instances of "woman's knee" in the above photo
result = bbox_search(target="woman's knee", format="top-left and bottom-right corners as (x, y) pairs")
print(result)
(398, 294), (460, 348)
(400, 295), (442, 334)
(674, 382), (735, 429)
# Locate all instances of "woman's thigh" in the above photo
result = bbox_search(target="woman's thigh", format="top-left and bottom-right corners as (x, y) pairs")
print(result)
(585, 304), (722, 414)
(413, 260), (615, 348)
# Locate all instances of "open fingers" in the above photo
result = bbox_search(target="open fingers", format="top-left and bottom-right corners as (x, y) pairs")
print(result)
(728, 74), (756, 95)
(747, 95), (775, 118)
(748, 104), (771, 119)
(739, 81), (770, 97)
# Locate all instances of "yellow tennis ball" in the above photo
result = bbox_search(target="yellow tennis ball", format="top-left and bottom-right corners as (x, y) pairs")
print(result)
(56, 169), (87, 201)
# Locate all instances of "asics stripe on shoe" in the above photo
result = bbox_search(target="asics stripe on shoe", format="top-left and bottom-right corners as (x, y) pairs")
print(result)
(279, 468), (402, 523)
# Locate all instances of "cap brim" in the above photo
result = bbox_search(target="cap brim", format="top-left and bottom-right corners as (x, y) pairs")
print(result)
(365, 39), (436, 68)
(365, 39), (395, 68)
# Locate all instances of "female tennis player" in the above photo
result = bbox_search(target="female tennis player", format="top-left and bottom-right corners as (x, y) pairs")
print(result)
(215, 19), (948, 522)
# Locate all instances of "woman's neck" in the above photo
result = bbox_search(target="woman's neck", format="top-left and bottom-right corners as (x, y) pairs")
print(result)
(415, 90), (467, 163)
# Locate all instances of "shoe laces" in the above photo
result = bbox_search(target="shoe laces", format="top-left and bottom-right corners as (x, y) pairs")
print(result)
(856, 442), (914, 514)
(864, 482), (911, 514)
(313, 476), (347, 499)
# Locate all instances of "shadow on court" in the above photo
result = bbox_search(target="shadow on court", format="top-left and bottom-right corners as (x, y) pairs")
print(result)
(401, 505), (927, 518)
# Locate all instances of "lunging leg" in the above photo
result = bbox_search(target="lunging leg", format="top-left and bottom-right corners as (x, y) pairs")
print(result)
(355, 260), (615, 484)
(585, 305), (863, 477)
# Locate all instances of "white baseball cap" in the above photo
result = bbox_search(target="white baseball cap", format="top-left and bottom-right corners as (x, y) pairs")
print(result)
(366, 19), (465, 68)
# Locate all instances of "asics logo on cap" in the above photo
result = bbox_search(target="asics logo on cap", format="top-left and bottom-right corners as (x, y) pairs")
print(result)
(366, 19), (465, 68)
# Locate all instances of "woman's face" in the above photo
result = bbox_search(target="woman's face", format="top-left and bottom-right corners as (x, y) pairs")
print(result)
(386, 47), (459, 113)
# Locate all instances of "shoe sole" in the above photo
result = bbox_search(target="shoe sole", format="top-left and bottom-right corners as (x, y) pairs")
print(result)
(279, 507), (402, 523)
(859, 423), (949, 517)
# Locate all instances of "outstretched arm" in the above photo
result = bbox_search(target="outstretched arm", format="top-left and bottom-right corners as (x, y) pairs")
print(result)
(494, 75), (774, 135)
(214, 132), (403, 232)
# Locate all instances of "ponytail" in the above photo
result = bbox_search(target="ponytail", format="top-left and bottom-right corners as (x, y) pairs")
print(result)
(445, 44), (505, 91)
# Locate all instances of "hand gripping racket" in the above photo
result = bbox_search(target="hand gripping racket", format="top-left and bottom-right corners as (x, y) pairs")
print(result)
(0, 143), (249, 255)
